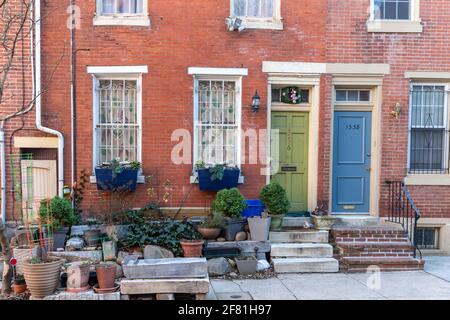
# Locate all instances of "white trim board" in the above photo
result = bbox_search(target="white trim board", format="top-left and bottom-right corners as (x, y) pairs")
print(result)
(87, 66), (148, 74)
(405, 71), (450, 80)
(188, 67), (248, 76)
(262, 62), (390, 76)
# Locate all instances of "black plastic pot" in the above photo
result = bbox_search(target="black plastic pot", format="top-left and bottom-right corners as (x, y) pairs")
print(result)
(95, 168), (138, 192)
(52, 228), (69, 251)
(197, 168), (240, 191)
(223, 218), (246, 241)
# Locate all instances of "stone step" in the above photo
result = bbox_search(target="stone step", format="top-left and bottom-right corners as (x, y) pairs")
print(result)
(269, 230), (329, 243)
(273, 257), (339, 273)
(337, 242), (415, 258)
(282, 217), (312, 228)
(340, 257), (425, 272)
(122, 258), (208, 279)
(120, 278), (210, 296)
(271, 243), (333, 258)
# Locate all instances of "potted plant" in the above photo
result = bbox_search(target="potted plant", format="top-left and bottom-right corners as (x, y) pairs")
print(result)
(66, 262), (91, 293)
(235, 256), (258, 275)
(180, 239), (205, 257)
(311, 204), (336, 230)
(197, 212), (225, 240)
(13, 274), (27, 295)
(95, 263), (117, 292)
(83, 218), (101, 247)
(39, 196), (79, 251)
(195, 161), (240, 191)
(22, 253), (63, 299)
(247, 210), (272, 241)
(95, 159), (141, 192)
(212, 188), (247, 241)
(260, 182), (291, 231)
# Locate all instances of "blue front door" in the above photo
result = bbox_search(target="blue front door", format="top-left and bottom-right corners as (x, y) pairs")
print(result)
(332, 111), (372, 213)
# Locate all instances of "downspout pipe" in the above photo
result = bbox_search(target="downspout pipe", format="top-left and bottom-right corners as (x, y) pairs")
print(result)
(0, 127), (6, 226)
(35, 0), (64, 197)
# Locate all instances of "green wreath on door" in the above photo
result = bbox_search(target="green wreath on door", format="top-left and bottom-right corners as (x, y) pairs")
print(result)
(280, 87), (302, 104)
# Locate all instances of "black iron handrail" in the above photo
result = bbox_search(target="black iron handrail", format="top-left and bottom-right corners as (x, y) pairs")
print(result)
(386, 181), (422, 259)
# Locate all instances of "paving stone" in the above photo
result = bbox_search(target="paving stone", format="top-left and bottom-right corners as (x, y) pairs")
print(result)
(123, 258), (208, 279)
(269, 231), (329, 243)
(272, 258), (339, 273)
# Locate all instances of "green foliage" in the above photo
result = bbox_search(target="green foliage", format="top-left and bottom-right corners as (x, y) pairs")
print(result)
(99, 158), (141, 178)
(39, 196), (79, 230)
(259, 182), (291, 216)
(211, 188), (247, 219)
(209, 164), (225, 181)
(123, 211), (202, 257)
(202, 212), (225, 229)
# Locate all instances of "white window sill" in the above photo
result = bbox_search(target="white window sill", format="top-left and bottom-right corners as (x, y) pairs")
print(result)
(367, 20), (423, 33)
(93, 15), (150, 27)
(237, 18), (283, 30)
(404, 174), (450, 186)
(90, 175), (146, 184)
(190, 175), (245, 184)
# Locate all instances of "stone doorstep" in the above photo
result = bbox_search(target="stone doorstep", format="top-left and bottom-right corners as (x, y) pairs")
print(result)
(123, 258), (208, 279)
(269, 230), (329, 244)
(272, 257), (339, 273)
(205, 241), (271, 253)
(32, 290), (121, 300)
(120, 278), (210, 295)
(270, 243), (333, 258)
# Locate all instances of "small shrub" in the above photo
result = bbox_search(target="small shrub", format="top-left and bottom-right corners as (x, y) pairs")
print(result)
(39, 196), (79, 230)
(202, 212), (225, 229)
(260, 182), (290, 216)
(211, 188), (247, 219)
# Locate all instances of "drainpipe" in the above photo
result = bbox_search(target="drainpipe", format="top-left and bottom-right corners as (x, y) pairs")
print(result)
(0, 128), (6, 226)
(35, 0), (64, 197)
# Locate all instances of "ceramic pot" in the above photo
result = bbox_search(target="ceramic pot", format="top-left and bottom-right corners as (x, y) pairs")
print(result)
(13, 281), (27, 295)
(223, 218), (246, 241)
(66, 262), (90, 292)
(248, 217), (272, 241)
(23, 258), (63, 299)
(96, 264), (116, 289)
(311, 215), (337, 230)
(236, 258), (258, 275)
(180, 240), (205, 257)
(197, 227), (221, 240)
(84, 229), (101, 247)
(269, 215), (285, 231)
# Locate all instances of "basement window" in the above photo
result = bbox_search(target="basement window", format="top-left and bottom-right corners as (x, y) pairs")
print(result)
(94, 0), (150, 27)
(416, 227), (439, 250)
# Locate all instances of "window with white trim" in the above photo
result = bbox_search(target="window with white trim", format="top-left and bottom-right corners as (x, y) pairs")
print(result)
(95, 0), (150, 26)
(94, 78), (141, 166)
(98, 0), (143, 15)
(194, 79), (241, 167)
(409, 84), (449, 174)
(230, 0), (282, 30)
(374, 0), (410, 20)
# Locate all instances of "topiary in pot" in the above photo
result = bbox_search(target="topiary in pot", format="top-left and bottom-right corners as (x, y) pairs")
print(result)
(260, 182), (291, 230)
(212, 188), (247, 241)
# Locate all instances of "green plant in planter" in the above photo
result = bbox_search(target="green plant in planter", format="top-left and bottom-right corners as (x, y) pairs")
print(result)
(260, 182), (290, 216)
(39, 196), (79, 230)
(211, 188), (247, 219)
(202, 212), (225, 229)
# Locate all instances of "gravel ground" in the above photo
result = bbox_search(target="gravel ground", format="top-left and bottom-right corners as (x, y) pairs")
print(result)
(213, 267), (276, 280)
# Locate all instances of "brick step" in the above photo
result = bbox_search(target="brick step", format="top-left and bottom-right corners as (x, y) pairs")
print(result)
(269, 230), (329, 244)
(336, 242), (415, 258)
(272, 258), (339, 273)
(339, 257), (425, 273)
(331, 227), (406, 238)
(271, 243), (333, 258)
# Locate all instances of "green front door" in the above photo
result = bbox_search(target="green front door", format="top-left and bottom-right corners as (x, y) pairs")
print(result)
(271, 112), (309, 213)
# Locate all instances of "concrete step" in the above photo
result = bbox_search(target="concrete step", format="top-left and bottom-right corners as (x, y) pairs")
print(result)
(269, 230), (329, 243)
(271, 243), (333, 258)
(122, 258), (208, 279)
(340, 257), (425, 273)
(282, 217), (312, 228)
(273, 257), (339, 273)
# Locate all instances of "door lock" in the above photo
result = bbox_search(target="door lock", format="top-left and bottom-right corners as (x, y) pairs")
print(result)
(366, 153), (371, 158)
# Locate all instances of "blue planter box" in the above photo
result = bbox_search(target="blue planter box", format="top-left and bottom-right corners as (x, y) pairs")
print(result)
(242, 200), (265, 218)
(197, 168), (240, 191)
(95, 168), (138, 192)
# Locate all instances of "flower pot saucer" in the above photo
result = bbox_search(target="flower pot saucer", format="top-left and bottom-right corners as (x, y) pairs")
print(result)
(93, 283), (120, 294)
(66, 285), (91, 293)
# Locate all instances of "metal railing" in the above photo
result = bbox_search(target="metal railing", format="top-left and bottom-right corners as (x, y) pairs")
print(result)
(386, 181), (422, 259)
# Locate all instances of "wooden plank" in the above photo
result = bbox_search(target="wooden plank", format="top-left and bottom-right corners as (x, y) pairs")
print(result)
(122, 258), (208, 279)
(120, 278), (210, 295)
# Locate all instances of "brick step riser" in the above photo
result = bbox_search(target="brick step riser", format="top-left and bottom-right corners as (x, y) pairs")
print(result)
(334, 237), (409, 243)
(338, 247), (415, 257)
(342, 266), (424, 273)
(339, 252), (414, 258)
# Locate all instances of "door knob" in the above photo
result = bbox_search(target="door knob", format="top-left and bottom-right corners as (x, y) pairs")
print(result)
(366, 153), (371, 157)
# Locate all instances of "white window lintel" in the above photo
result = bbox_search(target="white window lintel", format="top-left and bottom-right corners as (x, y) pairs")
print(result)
(87, 65), (148, 75)
(188, 67), (248, 77)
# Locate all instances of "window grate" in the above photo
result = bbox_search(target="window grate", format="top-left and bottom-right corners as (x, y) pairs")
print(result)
(409, 85), (449, 174)
(416, 228), (439, 250)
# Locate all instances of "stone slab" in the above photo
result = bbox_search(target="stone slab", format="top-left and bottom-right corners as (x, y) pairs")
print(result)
(271, 243), (333, 258)
(120, 278), (210, 295)
(122, 258), (208, 279)
(35, 290), (120, 300)
(269, 231), (329, 243)
(205, 241), (271, 253)
(273, 257), (339, 273)
(50, 250), (103, 263)
(282, 217), (312, 228)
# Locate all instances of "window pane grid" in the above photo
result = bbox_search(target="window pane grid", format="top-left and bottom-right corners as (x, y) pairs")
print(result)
(234, 0), (274, 18)
(100, 0), (143, 15)
(374, 0), (410, 20)
(97, 79), (138, 165)
(196, 80), (238, 166)
(409, 85), (449, 174)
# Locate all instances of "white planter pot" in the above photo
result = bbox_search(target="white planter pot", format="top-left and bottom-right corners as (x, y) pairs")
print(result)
(248, 217), (272, 241)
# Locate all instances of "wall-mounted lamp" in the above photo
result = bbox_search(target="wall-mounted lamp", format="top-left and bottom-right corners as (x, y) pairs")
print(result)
(391, 102), (401, 119)
(252, 90), (261, 113)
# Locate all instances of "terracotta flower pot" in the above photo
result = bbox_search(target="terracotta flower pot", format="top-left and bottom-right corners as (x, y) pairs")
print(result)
(13, 282), (27, 295)
(197, 227), (221, 240)
(23, 258), (63, 299)
(180, 240), (205, 257)
(66, 262), (91, 292)
(96, 264), (116, 289)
